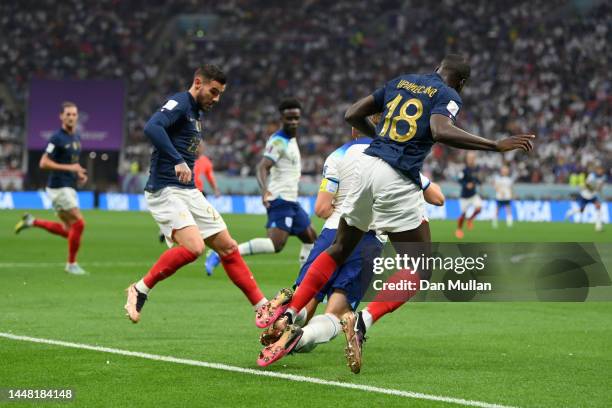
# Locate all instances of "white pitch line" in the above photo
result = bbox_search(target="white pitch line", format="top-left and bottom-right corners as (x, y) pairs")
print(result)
(0, 332), (516, 408)
(0, 261), (148, 268)
(0, 260), (295, 269)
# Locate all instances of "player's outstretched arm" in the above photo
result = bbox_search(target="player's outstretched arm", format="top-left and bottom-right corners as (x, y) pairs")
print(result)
(430, 114), (534, 152)
(345, 95), (381, 138)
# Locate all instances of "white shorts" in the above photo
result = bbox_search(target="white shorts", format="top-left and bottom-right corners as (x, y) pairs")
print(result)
(145, 187), (227, 247)
(45, 187), (78, 211)
(459, 195), (483, 212)
(340, 154), (426, 234)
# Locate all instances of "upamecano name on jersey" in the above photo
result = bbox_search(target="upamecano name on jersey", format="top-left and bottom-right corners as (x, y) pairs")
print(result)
(396, 80), (438, 97)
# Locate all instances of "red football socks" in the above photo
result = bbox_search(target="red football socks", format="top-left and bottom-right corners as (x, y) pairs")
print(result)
(289, 251), (337, 313)
(457, 213), (466, 229)
(68, 219), (85, 263)
(143, 246), (198, 288)
(33, 219), (68, 238)
(221, 249), (265, 305)
(468, 208), (482, 222)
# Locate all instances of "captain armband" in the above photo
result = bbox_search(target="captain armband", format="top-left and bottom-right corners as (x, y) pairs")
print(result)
(319, 178), (339, 194)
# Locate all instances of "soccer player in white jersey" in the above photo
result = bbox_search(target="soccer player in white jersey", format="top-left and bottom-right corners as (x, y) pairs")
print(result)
(205, 98), (317, 274)
(492, 165), (515, 228)
(565, 165), (607, 231)
(257, 130), (445, 366)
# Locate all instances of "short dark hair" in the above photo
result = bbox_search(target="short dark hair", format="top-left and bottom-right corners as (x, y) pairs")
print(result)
(194, 64), (227, 84)
(441, 54), (471, 83)
(278, 98), (302, 113)
(60, 101), (77, 113)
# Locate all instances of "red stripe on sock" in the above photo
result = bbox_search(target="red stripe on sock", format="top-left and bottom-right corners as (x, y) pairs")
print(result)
(221, 249), (265, 306)
(143, 246), (198, 288)
(68, 219), (85, 263)
(290, 251), (337, 312)
(33, 219), (68, 238)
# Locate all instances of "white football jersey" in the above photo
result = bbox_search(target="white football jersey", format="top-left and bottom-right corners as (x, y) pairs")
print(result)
(263, 130), (301, 202)
(494, 175), (514, 200)
(581, 172), (605, 200)
(319, 138), (372, 229)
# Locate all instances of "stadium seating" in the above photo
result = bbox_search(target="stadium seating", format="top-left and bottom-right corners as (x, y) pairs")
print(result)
(0, 0), (609, 189)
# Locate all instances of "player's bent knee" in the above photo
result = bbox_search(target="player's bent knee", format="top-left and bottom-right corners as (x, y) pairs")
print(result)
(182, 240), (205, 257)
(212, 238), (238, 257)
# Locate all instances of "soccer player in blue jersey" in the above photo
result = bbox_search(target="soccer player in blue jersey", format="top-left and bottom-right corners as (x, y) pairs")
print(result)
(256, 54), (534, 367)
(15, 102), (88, 275)
(124, 65), (267, 323)
(205, 98), (317, 274)
(455, 152), (482, 239)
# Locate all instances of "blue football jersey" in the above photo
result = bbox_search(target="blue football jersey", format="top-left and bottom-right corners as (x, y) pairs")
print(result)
(145, 91), (203, 192)
(45, 129), (81, 188)
(364, 73), (462, 187)
(459, 166), (480, 198)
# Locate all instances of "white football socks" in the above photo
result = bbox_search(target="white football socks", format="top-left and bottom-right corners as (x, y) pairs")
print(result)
(595, 208), (602, 230)
(295, 313), (341, 353)
(135, 279), (150, 295)
(238, 238), (275, 256)
(361, 309), (374, 330)
(293, 307), (309, 327)
(299, 243), (314, 267)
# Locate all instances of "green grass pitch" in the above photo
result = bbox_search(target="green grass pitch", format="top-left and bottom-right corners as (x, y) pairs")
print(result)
(0, 209), (610, 407)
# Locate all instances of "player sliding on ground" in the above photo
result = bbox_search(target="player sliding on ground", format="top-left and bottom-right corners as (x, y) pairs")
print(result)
(257, 131), (445, 367)
(15, 102), (88, 275)
(256, 54), (535, 369)
(205, 98), (317, 275)
(124, 65), (268, 323)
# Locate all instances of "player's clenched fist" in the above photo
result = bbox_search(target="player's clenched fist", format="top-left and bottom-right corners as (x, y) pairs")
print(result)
(495, 134), (535, 152)
(175, 162), (192, 183)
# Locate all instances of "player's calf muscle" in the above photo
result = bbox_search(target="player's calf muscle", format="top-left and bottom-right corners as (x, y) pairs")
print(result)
(205, 229), (238, 256)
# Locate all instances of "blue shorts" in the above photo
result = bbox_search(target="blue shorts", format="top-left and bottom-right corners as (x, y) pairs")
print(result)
(578, 196), (599, 210)
(266, 199), (311, 235)
(496, 200), (511, 208)
(294, 228), (384, 310)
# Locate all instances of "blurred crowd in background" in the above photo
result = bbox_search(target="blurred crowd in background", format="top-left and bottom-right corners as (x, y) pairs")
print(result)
(0, 0), (609, 191)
